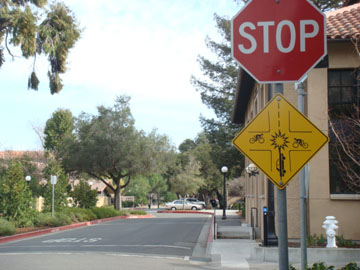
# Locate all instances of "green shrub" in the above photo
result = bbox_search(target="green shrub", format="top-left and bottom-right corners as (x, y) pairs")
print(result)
(117, 210), (130, 217)
(33, 212), (71, 227)
(91, 206), (122, 219)
(307, 262), (335, 270)
(291, 262), (359, 270)
(231, 202), (241, 210)
(240, 203), (246, 217)
(33, 212), (52, 227)
(0, 218), (15, 236)
(64, 208), (97, 222)
(0, 161), (33, 227)
(71, 181), (98, 209)
(307, 234), (326, 247)
(130, 210), (147, 215)
(339, 262), (359, 270)
(54, 213), (72, 226)
(336, 235), (357, 248)
(122, 201), (135, 208)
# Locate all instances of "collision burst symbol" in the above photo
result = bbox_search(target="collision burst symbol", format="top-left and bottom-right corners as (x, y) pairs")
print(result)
(270, 130), (289, 150)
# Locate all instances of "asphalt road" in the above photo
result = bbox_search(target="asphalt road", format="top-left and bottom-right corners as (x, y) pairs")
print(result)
(0, 213), (213, 270)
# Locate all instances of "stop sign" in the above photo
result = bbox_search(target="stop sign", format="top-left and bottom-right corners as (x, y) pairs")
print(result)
(231, 0), (326, 83)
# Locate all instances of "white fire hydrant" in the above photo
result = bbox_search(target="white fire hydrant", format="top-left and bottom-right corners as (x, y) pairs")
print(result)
(322, 216), (338, 248)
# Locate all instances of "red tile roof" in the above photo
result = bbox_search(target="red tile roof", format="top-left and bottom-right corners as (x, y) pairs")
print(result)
(326, 3), (360, 39)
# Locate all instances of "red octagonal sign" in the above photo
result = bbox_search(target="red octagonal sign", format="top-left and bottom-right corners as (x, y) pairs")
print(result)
(231, 0), (326, 83)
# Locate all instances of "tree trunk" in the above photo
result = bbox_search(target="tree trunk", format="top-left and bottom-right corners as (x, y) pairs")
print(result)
(157, 192), (160, 209)
(114, 188), (122, 210)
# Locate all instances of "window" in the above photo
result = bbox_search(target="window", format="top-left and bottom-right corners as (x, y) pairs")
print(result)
(328, 69), (360, 194)
(328, 69), (359, 107)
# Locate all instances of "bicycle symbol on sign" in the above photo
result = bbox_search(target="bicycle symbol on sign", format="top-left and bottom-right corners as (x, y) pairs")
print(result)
(249, 133), (265, 144)
(292, 138), (308, 149)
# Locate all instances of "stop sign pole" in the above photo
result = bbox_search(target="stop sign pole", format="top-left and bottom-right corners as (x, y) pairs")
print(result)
(231, 1), (326, 270)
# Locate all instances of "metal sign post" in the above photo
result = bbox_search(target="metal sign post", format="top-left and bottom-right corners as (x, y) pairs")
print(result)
(297, 82), (308, 270)
(232, 88), (329, 270)
(274, 83), (289, 270)
(51, 175), (57, 217)
(230, 1), (327, 268)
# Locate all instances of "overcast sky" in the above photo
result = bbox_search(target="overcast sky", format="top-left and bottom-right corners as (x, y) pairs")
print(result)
(0, 0), (241, 151)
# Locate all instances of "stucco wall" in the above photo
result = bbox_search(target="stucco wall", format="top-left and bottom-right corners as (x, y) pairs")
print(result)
(306, 41), (360, 240)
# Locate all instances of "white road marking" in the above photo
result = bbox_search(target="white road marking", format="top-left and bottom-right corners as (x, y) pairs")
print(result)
(42, 238), (102, 243)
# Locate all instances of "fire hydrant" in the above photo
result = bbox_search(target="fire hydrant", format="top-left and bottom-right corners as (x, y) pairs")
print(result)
(322, 216), (338, 248)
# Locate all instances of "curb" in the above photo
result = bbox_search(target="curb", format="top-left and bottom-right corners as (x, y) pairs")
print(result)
(157, 210), (214, 215)
(157, 210), (215, 261)
(0, 214), (153, 244)
(156, 210), (214, 243)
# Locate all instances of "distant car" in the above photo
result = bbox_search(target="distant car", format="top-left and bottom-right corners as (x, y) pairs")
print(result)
(182, 198), (206, 209)
(165, 200), (202, 210)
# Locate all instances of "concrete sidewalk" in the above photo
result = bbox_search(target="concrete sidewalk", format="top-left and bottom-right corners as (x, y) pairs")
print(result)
(209, 210), (277, 270)
(207, 211), (360, 269)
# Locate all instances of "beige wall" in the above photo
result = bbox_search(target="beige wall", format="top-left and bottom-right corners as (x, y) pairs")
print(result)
(241, 40), (360, 241)
(305, 42), (360, 240)
(243, 84), (301, 240)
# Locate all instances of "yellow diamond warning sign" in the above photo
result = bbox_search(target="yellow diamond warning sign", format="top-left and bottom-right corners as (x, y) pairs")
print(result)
(232, 94), (329, 189)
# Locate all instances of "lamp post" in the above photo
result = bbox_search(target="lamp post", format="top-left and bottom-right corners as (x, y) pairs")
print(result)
(25, 175), (31, 185)
(246, 163), (259, 177)
(221, 166), (228, 220)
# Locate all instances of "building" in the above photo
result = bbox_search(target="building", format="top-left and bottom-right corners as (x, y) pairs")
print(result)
(232, 3), (360, 241)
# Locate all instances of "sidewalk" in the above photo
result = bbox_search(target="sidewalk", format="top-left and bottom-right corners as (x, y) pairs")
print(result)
(209, 210), (277, 270)
(208, 211), (360, 270)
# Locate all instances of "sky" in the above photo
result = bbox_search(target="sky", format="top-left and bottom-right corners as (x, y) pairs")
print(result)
(0, 0), (241, 151)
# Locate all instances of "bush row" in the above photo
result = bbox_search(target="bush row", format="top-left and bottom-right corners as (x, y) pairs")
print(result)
(0, 207), (147, 236)
(290, 262), (359, 270)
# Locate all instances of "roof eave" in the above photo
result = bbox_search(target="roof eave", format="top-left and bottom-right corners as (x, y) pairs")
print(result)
(231, 69), (255, 125)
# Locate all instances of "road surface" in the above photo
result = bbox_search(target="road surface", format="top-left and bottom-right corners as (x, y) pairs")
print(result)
(0, 213), (214, 270)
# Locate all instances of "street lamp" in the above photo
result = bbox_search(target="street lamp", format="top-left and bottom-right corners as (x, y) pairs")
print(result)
(221, 166), (228, 220)
(25, 175), (31, 185)
(246, 163), (259, 177)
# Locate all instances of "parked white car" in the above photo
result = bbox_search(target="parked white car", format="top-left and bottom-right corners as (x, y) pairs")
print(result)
(180, 198), (206, 209)
(165, 200), (201, 210)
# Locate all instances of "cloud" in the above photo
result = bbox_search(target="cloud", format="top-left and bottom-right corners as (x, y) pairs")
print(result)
(0, 0), (239, 150)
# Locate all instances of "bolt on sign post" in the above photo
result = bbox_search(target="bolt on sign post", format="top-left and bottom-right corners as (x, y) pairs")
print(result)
(231, 1), (327, 269)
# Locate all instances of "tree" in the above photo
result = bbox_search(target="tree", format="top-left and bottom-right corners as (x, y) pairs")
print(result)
(42, 159), (70, 212)
(329, 105), (360, 193)
(0, 152), (45, 198)
(191, 14), (244, 176)
(169, 154), (205, 197)
(0, 161), (33, 227)
(148, 174), (168, 208)
(60, 96), (173, 210)
(124, 176), (150, 207)
(0, 1), (81, 94)
(44, 109), (75, 153)
(72, 180), (98, 209)
(178, 139), (196, 153)
(191, 133), (224, 203)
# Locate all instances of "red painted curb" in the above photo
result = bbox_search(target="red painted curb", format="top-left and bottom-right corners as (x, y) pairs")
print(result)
(157, 210), (214, 215)
(0, 214), (153, 244)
